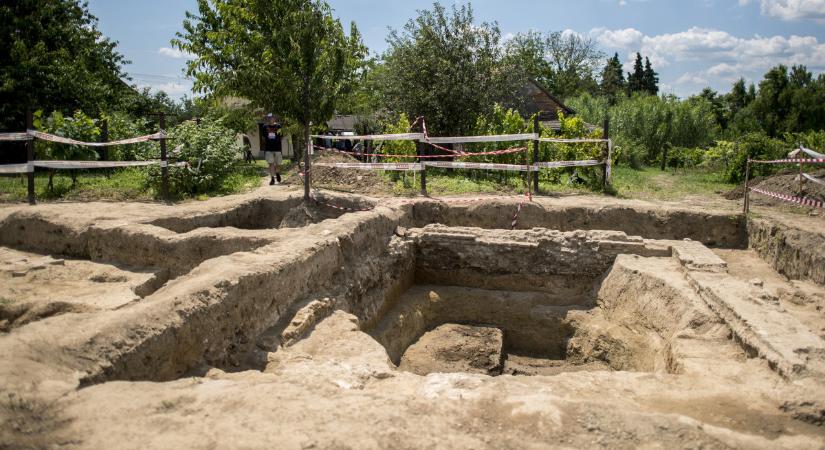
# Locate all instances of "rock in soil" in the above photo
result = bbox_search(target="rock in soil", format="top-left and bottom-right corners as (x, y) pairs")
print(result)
(398, 323), (504, 376)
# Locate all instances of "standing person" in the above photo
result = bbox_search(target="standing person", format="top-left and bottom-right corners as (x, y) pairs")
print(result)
(262, 113), (282, 185)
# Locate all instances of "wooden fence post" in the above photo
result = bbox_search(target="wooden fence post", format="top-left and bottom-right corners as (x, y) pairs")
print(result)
(532, 115), (540, 193)
(798, 150), (804, 198)
(418, 139), (427, 196)
(26, 109), (35, 205)
(100, 118), (109, 161)
(603, 118), (611, 189)
(158, 112), (168, 199)
(743, 159), (751, 214)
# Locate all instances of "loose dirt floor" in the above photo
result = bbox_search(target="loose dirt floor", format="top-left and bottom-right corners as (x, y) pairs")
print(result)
(0, 182), (824, 449)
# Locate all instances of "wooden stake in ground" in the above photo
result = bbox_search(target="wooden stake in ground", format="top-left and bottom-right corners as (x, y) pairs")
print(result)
(26, 109), (35, 205)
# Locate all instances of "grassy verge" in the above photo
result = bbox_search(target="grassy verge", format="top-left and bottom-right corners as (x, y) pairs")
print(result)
(0, 161), (268, 203)
(611, 166), (735, 200)
(385, 165), (735, 201)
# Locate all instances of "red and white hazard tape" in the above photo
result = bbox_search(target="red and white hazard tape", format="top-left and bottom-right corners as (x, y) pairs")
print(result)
(26, 130), (165, 147)
(313, 144), (528, 159)
(511, 191), (532, 229)
(311, 132), (424, 141)
(534, 160), (603, 168)
(31, 160), (186, 170)
(537, 138), (609, 144)
(751, 158), (825, 165)
(424, 161), (533, 172)
(0, 132), (32, 142)
(427, 133), (537, 144)
(314, 162), (423, 171)
(749, 186), (824, 209)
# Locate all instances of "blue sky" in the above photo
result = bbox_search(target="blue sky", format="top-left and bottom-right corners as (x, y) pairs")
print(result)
(87, 0), (825, 99)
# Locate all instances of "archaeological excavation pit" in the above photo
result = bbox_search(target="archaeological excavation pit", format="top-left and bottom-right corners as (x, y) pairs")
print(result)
(366, 226), (681, 377)
(2, 191), (825, 448)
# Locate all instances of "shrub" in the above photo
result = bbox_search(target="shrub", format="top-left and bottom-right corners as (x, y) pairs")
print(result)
(102, 112), (158, 161)
(725, 133), (786, 183)
(148, 118), (242, 195)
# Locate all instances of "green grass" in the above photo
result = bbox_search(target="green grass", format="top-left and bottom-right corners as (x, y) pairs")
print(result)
(385, 165), (735, 201)
(0, 161), (269, 203)
(611, 166), (736, 200)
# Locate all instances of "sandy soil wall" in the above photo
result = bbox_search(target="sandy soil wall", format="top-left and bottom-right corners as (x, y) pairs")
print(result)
(748, 218), (825, 287)
(407, 202), (747, 248)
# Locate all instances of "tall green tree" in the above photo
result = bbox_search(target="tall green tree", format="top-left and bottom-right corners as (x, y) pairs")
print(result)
(505, 30), (603, 100)
(642, 57), (659, 95)
(600, 53), (625, 103)
(174, 0), (367, 200)
(0, 0), (130, 130)
(380, 2), (514, 136)
(626, 53), (645, 95)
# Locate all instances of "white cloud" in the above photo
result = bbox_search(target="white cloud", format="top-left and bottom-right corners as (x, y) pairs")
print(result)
(740, 0), (825, 23)
(158, 47), (194, 59)
(591, 26), (825, 73)
(136, 81), (192, 97)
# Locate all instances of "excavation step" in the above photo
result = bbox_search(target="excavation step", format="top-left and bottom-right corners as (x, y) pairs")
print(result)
(398, 323), (504, 376)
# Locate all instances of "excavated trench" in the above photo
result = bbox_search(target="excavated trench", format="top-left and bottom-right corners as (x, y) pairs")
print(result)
(0, 193), (819, 385)
(5, 193), (825, 448)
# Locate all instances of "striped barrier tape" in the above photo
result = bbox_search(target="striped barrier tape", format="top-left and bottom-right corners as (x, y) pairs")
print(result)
(314, 162), (423, 171)
(0, 132), (32, 142)
(511, 191), (532, 229)
(0, 163), (33, 174)
(749, 186), (824, 209)
(537, 138), (609, 143)
(426, 133), (537, 144)
(26, 130), (165, 147)
(751, 158), (825, 165)
(424, 161), (534, 172)
(311, 159), (602, 172)
(313, 144), (528, 159)
(534, 160), (603, 168)
(311, 132), (424, 141)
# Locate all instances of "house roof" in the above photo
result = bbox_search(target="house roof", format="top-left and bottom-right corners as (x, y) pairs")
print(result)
(516, 80), (576, 121)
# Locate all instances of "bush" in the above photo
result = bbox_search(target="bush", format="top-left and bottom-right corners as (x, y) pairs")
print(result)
(725, 133), (786, 183)
(103, 112), (159, 161)
(148, 118), (242, 195)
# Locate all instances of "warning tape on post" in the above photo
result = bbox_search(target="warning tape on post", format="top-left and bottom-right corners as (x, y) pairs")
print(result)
(751, 158), (825, 165)
(27, 130), (165, 147)
(424, 161), (534, 172)
(749, 186), (825, 209)
(314, 162), (424, 171)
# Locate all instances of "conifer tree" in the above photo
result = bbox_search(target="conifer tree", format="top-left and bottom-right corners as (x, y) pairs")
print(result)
(626, 53), (645, 95)
(600, 53), (625, 103)
(642, 57), (659, 95)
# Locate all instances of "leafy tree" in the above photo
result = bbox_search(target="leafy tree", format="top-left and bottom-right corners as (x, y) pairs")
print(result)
(505, 30), (602, 100)
(174, 0), (367, 200)
(0, 0), (130, 130)
(600, 53), (625, 103)
(626, 53), (645, 95)
(642, 57), (659, 95)
(380, 2), (514, 136)
(542, 31), (602, 99)
(697, 88), (727, 130)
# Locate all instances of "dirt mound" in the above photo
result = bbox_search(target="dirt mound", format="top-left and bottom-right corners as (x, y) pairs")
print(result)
(725, 169), (825, 203)
(398, 323), (504, 375)
(284, 152), (394, 195)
